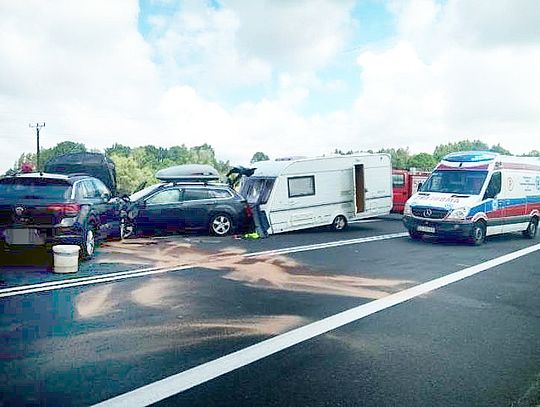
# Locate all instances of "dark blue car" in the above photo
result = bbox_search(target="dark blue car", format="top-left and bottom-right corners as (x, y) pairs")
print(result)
(0, 173), (123, 259)
(123, 182), (252, 237)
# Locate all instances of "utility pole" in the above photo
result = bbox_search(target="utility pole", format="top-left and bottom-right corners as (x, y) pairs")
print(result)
(29, 122), (45, 170)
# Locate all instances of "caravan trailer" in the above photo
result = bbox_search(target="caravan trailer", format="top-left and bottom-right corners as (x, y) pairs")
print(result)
(240, 154), (392, 234)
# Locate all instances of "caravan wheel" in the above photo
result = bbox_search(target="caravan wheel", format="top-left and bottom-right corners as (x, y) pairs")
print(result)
(331, 215), (348, 231)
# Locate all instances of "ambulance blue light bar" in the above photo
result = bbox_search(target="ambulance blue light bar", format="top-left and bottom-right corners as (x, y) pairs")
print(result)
(443, 151), (499, 163)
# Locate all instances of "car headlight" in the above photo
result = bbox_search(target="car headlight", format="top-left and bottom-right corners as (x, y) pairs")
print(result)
(403, 203), (412, 216)
(447, 207), (468, 220)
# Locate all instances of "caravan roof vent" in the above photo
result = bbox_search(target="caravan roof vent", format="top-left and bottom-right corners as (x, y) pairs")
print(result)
(155, 164), (220, 182)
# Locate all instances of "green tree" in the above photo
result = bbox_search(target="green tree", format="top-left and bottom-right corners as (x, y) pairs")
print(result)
(408, 153), (437, 171)
(521, 150), (540, 157)
(250, 152), (270, 163)
(109, 154), (157, 195)
(489, 143), (511, 155)
(378, 147), (411, 169)
(105, 143), (131, 157)
(433, 140), (489, 161)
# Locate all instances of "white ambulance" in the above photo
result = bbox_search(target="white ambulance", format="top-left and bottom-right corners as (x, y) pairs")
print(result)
(403, 151), (540, 244)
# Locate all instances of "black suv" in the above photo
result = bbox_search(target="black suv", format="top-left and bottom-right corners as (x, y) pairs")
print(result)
(0, 173), (123, 259)
(123, 182), (252, 237)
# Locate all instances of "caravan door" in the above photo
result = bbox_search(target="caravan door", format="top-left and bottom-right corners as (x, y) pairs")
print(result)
(353, 164), (365, 213)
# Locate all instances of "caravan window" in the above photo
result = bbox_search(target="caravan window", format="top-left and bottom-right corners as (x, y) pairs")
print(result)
(240, 177), (275, 204)
(288, 176), (315, 198)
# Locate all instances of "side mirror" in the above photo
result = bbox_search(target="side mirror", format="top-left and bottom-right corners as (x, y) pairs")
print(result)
(101, 192), (111, 201)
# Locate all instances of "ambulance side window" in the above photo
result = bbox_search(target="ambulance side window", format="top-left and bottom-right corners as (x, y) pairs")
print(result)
(484, 172), (501, 199)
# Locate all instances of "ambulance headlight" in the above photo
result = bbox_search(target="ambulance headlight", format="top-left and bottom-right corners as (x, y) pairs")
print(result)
(447, 207), (468, 220)
(404, 203), (412, 216)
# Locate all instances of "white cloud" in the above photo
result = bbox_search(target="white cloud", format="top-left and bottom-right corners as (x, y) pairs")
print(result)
(1, 0), (539, 174)
(352, 0), (540, 154)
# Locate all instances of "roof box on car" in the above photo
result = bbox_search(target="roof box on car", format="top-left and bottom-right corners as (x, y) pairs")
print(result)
(155, 164), (220, 182)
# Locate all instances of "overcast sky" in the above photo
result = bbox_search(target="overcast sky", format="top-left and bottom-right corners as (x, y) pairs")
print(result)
(1, 0), (539, 172)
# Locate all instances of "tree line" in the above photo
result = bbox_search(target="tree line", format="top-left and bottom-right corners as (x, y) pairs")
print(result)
(8, 139), (539, 195)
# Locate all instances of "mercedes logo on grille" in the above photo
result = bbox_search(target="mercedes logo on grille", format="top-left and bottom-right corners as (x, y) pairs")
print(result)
(14, 206), (25, 216)
(423, 208), (432, 217)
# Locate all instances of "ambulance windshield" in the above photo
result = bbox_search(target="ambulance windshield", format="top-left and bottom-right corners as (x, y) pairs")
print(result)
(421, 170), (488, 195)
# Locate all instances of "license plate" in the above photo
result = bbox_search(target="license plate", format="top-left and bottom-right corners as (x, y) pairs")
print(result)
(5, 229), (45, 245)
(417, 225), (435, 233)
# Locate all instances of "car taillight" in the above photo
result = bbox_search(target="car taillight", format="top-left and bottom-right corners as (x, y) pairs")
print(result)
(244, 205), (253, 218)
(47, 203), (81, 217)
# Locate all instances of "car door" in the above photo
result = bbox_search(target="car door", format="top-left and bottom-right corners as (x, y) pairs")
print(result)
(483, 171), (504, 234)
(91, 178), (119, 238)
(136, 187), (183, 235)
(180, 188), (215, 230)
(78, 179), (108, 239)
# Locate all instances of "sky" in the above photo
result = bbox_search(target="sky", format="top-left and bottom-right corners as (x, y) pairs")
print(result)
(1, 0), (539, 172)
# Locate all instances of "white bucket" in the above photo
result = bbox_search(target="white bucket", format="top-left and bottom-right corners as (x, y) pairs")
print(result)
(52, 245), (80, 273)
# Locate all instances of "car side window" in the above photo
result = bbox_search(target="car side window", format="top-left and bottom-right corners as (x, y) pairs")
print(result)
(182, 189), (211, 201)
(92, 179), (111, 199)
(76, 180), (96, 200)
(146, 189), (181, 205)
(209, 189), (232, 199)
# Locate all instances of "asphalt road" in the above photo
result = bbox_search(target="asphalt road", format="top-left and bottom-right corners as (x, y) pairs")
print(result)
(0, 215), (539, 406)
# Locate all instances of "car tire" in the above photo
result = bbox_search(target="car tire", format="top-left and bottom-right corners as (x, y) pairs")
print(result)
(408, 229), (423, 240)
(469, 221), (486, 246)
(331, 215), (348, 231)
(209, 214), (233, 236)
(81, 224), (97, 259)
(522, 217), (538, 239)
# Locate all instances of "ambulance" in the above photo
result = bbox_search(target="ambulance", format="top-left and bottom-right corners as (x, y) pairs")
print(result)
(402, 151), (540, 244)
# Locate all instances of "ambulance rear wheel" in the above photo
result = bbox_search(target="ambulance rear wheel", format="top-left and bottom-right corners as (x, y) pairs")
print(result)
(523, 217), (538, 239)
(469, 221), (486, 246)
(331, 215), (348, 231)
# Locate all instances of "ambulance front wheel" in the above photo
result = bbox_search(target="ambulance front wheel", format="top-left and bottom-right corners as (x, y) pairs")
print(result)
(331, 215), (348, 231)
(523, 217), (538, 239)
(469, 221), (486, 245)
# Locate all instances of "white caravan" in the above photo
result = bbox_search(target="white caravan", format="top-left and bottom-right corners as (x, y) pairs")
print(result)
(403, 151), (540, 244)
(239, 154), (392, 234)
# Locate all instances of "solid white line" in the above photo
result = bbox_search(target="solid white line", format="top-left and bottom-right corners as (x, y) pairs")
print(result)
(0, 232), (407, 298)
(93, 242), (540, 407)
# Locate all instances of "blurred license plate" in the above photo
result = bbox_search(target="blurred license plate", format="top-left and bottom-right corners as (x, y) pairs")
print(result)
(5, 229), (45, 245)
(417, 225), (435, 233)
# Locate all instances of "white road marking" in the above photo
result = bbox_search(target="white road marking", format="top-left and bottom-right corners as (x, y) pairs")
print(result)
(244, 232), (408, 257)
(93, 242), (540, 407)
(0, 232), (407, 298)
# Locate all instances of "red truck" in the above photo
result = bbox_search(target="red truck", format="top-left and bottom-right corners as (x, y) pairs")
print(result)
(392, 169), (430, 213)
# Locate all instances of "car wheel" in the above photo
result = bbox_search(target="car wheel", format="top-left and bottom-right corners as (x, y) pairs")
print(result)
(81, 224), (97, 259)
(522, 217), (538, 239)
(331, 215), (347, 231)
(120, 218), (134, 240)
(408, 229), (423, 240)
(210, 214), (233, 236)
(469, 221), (486, 246)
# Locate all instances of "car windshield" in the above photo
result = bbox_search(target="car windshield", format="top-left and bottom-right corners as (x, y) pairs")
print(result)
(0, 177), (72, 201)
(421, 170), (488, 195)
(129, 183), (161, 202)
(239, 177), (275, 204)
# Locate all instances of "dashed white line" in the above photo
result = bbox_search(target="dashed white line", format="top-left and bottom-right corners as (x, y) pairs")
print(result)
(93, 242), (540, 407)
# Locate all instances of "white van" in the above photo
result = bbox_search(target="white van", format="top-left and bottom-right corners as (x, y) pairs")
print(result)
(403, 151), (540, 244)
(239, 154), (392, 234)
